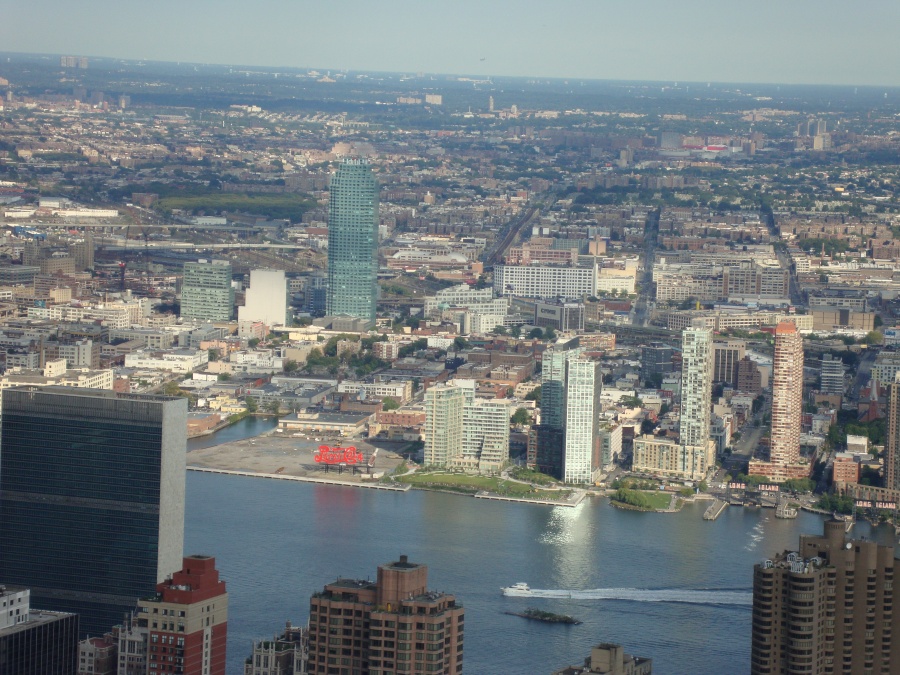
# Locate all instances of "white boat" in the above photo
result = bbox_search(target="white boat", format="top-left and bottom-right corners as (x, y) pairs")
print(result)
(502, 582), (533, 597)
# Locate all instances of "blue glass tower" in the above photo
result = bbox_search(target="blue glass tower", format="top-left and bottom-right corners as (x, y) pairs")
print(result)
(327, 158), (379, 323)
(0, 387), (187, 638)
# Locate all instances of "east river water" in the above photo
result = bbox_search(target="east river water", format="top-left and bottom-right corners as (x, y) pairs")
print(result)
(184, 465), (897, 675)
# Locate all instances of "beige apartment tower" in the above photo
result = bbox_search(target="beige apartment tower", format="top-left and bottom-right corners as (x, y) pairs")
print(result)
(307, 555), (464, 675)
(751, 519), (900, 675)
(750, 322), (808, 481)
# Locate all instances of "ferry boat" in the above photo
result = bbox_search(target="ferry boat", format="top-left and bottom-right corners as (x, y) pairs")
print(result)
(501, 582), (533, 597)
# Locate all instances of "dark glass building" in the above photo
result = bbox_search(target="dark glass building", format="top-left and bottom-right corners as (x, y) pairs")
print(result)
(0, 387), (187, 638)
(0, 586), (78, 675)
(326, 158), (379, 323)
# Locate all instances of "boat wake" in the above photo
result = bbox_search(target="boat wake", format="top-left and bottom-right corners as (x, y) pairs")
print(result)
(524, 588), (752, 606)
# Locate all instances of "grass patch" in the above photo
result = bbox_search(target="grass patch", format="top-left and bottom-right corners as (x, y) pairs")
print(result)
(508, 466), (559, 486)
(611, 489), (673, 511)
(398, 471), (570, 500)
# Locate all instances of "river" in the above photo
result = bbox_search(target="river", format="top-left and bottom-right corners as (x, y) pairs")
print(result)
(184, 471), (898, 674)
(187, 415), (279, 451)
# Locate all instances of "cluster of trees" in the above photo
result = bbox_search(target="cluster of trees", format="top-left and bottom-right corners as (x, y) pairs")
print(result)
(816, 492), (854, 514)
(612, 488), (654, 509)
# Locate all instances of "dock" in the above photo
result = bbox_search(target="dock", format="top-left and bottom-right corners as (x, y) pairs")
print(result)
(187, 466), (411, 491)
(474, 489), (586, 508)
(703, 499), (728, 521)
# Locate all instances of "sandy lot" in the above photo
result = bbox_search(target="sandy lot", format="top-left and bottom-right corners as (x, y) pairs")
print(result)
(187, 430), (406, 482)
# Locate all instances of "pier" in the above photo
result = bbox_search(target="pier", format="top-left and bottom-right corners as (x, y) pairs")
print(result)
(703, 499), (728, 521)
(474, 489), (586, 508)
(187, 466), (410, 491)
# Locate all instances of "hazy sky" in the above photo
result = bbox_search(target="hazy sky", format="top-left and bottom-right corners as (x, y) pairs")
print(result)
(4, 0), (899, 86)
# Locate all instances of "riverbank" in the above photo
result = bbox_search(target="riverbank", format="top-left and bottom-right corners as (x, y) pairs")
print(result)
(187, 466), (410, 491)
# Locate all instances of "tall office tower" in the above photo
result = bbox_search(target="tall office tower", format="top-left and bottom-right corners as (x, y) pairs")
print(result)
(0, 586), (79, 675)
(306, 555), (464, 675)
(751, 519), (900, 675)
(819, 354), (845, 395)
(563, 358), (602, 484)
(238, 269), (289, 327)
(181, 261), (234, 322)
(533, 338), (583, 480)
(712, 339), (745, 385)
(139, 555), (228, 675)
(0, 387), (187, 637)
(885, 373), (900, 492)
(423, 383), (467, 467)
(680, 328), (713, 449)
(327, 158), (379, 323)
(540, 337), (583, 428)
(770, 322), (804, 466)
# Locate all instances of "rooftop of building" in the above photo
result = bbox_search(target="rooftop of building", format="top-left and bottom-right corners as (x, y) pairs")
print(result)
(0, 609), (76, 637)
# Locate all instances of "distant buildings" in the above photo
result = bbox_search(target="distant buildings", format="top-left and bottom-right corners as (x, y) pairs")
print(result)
(306, 555), (463, 675)
(245, 621), (307, 675)
(327, 158), (379, 324)
(0, 387), (187, 637)
(181, 260), (234, 322)
(819, 353), (845, 395)
(238, 269), (289, 327)
(751, 519), (900, 675)
(750, 322), (808, 481)
(0, 586), (78, 675)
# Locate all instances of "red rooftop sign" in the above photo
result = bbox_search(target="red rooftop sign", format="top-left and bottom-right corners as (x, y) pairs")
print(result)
(315, 445), (364, 465)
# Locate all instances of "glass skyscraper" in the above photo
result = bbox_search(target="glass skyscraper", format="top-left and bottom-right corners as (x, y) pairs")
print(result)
(327, 158), (379, 323)
(0, 387), (187, 638)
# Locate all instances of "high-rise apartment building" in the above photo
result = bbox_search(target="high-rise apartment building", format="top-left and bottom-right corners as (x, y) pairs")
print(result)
(327, 158), (379, 323)
(139, 555), (228, 675)
(540, 338), (583, 428)
(751, 519), (900, 675)
(737, 355), (763, 394)
(423, 381), (510, 473)
(563, 358), (602, 484)
(423, 384), (467, 467)
(885, 373), (900, 492)
(680, 328), (713, 449)
(306, 555), (464, 675)
(0, 586), (79, 675)
(181, 261), (234, 322)
(238, 269), (289, 327)
(640, 343), (674, 384)
(750, 322), (808, 482)
(0, 387), (187, 637)
(819, 354), (845, 395)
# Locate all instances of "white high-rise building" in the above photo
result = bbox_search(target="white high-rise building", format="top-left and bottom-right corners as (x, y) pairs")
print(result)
(423, 384), (467, 467)
(238, 269), (289, 327)
(680, 327), (713, 449)
(563, 358), (602, 484)
(423, 381), (510, 473)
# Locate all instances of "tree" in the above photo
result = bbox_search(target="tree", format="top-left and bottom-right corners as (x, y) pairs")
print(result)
(248, 338), (261, 348)
(862, 331), (883, 345)
(453, 337), (469, 351)
(244, 396), (258, 413)
(511, 408), (532, 426)
(525, 385), (542, 402)
(492, 325), (508, 336)
(382, 396), (400, 411)
(619, 395), (643, 409)
(543, 327), (557, 341)
(265, 400), (281, 415)
(528, 328), (544, 339)
(510, 324), (522, 338)
(208, 348), (220, 362)
(283, 360), (299, 373)
(217, 373), (231, 382)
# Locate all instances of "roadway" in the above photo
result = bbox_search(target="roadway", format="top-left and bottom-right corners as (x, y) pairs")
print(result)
(484, 206), (540, 268)
(632, 208), (661, 327)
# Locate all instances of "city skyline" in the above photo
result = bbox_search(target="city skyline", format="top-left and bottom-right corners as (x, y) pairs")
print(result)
(3, 1), (900, 87)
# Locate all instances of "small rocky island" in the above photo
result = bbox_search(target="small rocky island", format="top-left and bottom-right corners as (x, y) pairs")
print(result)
(504, 607), (582, 625)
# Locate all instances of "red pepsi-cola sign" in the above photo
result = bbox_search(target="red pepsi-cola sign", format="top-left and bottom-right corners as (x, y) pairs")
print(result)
(314, 445), (364, 465)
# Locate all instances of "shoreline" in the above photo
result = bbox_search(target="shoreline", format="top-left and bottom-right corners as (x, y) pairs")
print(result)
(187, 466), (410, 491)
